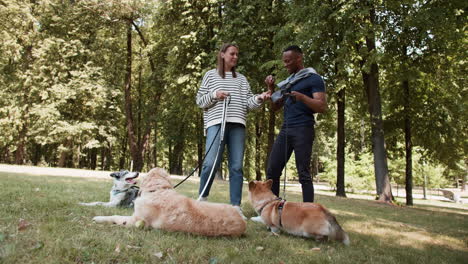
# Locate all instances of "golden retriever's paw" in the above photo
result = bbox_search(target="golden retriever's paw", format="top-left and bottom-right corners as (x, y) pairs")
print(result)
(135, 220), (146, 229)
(92, 216), (106, 223)
(250, 216), (264, 224)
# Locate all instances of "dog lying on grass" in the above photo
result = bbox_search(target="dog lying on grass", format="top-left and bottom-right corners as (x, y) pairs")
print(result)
(92, 168), (246, 237)
(248, 180), (350, 245)
(79, 170), (139, 208)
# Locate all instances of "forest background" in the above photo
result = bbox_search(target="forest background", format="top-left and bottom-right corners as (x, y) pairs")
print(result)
(0, 0), (466, 204)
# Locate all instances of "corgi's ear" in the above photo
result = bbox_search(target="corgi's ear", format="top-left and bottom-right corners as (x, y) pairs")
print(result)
(266, 179), (273, 188)
(248, 181), (256, 191)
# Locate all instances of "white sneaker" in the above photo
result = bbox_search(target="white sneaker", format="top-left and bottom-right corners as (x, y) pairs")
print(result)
(250, 215), (264, 224)
(233, 206), (247, 220)
(199, 196), (208, 202)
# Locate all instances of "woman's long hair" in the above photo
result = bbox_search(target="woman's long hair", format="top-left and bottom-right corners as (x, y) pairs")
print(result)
(217, 43), (238, 79)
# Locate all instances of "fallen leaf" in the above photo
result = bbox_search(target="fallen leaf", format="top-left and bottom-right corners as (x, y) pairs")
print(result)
(311, 247), (321, 251)
(18, 219), (31, 231)
(126, 245), (141, 249)
(256, 246), (264, 251)
(153, 252), (163, 259)
(32, 241), (44, 250)
(115, 244), (121, 253)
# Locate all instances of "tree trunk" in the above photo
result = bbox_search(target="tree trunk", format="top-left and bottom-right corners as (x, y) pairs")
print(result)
(119, 133), (128, 169)
(362, 63), (393, 202)
(123, 20), (152, 172)
(32, 143), (41, 166)
(152, 122), (158, 168)
(265, 106), (276, 175)
(336, 86), (346, 197)
(15, 123), (27, 165)
(89, 148), (97, 170)
(15, 44), (34, 165)
(359, 6), (393, 203)
(170, 139), (185, 175)
(403, 79), (413, 205)
(463, 158), (467, 191)
(58, 140), (72, 168)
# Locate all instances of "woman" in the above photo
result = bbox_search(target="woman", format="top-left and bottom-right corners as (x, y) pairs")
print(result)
(196, 43), (270, 218)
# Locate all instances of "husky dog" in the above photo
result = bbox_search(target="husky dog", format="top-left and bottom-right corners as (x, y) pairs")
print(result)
(80, 170), (139, 208)
(92, 168), (246, 237)
(248, 180), (350, 245)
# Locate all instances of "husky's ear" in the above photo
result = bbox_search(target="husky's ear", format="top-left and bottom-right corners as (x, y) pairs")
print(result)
(266, 179), (273, 189)
(248, 181), (256, 191)
(110, 172), (120, 178)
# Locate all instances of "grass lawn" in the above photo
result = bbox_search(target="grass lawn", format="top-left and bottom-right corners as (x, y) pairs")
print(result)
(0, 171), (467, 264)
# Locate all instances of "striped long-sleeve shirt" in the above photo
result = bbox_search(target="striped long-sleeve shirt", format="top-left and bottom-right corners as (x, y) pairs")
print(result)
(196, 69), (262, 130)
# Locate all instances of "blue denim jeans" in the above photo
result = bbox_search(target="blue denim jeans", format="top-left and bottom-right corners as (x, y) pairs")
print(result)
(198, 123), (246, 206)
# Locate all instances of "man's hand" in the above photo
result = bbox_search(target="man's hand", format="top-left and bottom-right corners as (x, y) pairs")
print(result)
(215, 90), (230, 100)
(290, 91), (327, 113)
(264, 75), (275, 92)
(290, 91), (304, 102)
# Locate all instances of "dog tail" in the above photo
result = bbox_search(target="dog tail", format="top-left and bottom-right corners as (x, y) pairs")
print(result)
(327, 214), (350, 246)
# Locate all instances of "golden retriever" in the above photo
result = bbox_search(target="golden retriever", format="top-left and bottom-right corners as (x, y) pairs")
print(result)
(93, 168), (246, 237)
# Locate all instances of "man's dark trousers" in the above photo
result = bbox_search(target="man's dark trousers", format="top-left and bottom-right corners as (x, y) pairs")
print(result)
(266, 125), (315, 202)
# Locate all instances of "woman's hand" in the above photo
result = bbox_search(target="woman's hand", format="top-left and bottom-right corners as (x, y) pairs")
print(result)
(215, 90), (230, 100)
(257, 91), (272, 101)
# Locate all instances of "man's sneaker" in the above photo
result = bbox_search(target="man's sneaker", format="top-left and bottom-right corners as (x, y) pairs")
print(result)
(250, 215), (264, 224)
(233, 205), (247, 220)
(199, 196), (208, 202)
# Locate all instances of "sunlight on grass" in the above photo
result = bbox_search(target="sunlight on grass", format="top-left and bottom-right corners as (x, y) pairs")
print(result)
(348, 218), (467, 251)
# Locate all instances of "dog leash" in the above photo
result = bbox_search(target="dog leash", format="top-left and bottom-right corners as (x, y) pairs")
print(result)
(281, 97), (291, 200)
(173, 127), (220, 188)
(174, 97), (230, 189)
(197, 96), (230, 201)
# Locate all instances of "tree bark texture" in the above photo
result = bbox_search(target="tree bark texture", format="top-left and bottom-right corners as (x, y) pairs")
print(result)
(336, 86), (346, 197)
(403, 79), (414, 205)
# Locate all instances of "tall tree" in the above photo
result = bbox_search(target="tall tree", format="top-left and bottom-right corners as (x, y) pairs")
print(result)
(354, 0), (393, 202)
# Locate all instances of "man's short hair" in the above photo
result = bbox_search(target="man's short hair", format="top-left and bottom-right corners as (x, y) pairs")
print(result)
(283, 45), (303, 54)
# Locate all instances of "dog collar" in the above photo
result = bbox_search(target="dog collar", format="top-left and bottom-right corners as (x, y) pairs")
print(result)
(257, 197), (283, 215)
(112, 186), (139, 195)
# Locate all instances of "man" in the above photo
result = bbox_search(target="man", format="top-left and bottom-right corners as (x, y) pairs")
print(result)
(264, 45), (327, 203)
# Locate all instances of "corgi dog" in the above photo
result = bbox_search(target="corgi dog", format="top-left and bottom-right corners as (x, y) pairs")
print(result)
(248, 180), (350, 245)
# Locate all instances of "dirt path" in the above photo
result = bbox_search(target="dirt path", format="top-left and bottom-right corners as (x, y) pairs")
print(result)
(0, 163), (197, 182)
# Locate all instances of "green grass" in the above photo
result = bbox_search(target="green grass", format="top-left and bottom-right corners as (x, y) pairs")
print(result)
(0, 172), (467, 264)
